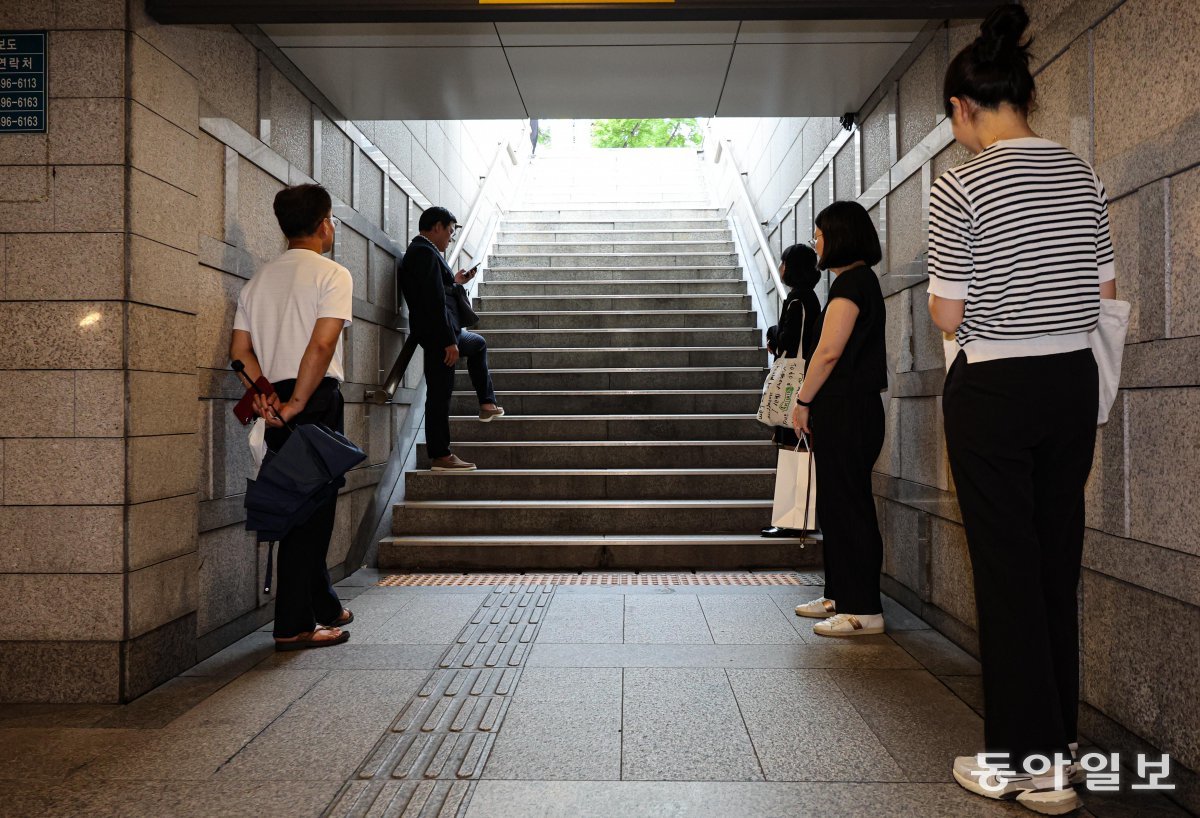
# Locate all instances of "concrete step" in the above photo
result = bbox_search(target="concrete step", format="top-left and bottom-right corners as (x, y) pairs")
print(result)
(497, 229), (731, 243)
(487, 253), (739, 269)
(454, 367), (767, 392)
(451, 390), (762, 416)
(482, 328), (761, 349)
(483, 267), (739, 282)
(503, 219), (727, 231)
(516, 201), (714, 210)
(416, 440), (777, 469)
(479, 279), (747, 296)
(476, 310), (756, 330)
(446, 414), (765, 442)
(494, 241), (735, 255)
(486, 346), (767, 369)
(378, 534), (818, 571)
(474, 294), (752, 312)
(393, 499), (772, 536)
(515, 198), (713, 208)
(519, 187), (708, 195)
(404, 468), (775, 501)
(505, 208), (723, 220)
(521, 190), (708, 196)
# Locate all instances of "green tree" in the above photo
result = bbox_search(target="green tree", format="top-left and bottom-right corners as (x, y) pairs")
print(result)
(591, 118), (703, 148)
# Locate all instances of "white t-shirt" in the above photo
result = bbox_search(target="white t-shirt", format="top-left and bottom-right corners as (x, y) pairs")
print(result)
(233, 248), (354, 383)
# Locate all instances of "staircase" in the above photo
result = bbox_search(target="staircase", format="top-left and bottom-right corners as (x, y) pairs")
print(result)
(380, 150), (821, 571)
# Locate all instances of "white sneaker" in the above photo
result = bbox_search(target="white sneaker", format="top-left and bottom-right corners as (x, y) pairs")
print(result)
(953, 755), (1082, 815)
(812, 612), (885, 637)
(794, 596), (836, 619)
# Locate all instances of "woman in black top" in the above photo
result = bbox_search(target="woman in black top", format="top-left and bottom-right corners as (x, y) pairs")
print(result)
(790, 201), (888, 637)
(762, 244), (822, 538)
(768, 244), (822, 369)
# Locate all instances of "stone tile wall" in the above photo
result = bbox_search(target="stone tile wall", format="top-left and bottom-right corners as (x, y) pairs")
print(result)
(716, 7), (1200, 811)
(0, 0), (137, 704)
(0, 2), (522, 704)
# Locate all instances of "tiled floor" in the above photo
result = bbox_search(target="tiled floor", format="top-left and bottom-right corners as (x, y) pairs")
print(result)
(0, 570), (1189, 818)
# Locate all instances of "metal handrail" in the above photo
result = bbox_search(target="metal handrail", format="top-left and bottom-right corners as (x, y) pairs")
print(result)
(374, 142), (520, 403)
(716, 140), (786, 306)
(448, 144), (511, 269)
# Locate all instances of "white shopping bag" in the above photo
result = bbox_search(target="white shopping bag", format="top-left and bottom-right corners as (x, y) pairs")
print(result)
(247, 417), (268, 473)
(771, 437), (817, 531)
(943, 332), (960, 373)
(757, 356), (805, 427)
(1089, 298), (1130, 425)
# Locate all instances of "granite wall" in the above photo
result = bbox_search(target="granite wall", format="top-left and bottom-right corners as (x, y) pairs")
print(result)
(0, 0), (522, 703)
(716, 5), (1199, 812)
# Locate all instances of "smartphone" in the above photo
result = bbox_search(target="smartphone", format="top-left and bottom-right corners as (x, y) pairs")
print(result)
(233, 376), (276, 425)
(464, 264), (479, 279)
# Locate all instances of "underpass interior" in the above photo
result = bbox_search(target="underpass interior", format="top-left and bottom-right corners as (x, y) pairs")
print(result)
(0, 1), (1197, 816)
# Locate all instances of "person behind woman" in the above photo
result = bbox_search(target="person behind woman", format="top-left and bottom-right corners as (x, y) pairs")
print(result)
(761, 244), (822, 538)
(789, 202), (888, 636)
(927, 5), (1114, 814)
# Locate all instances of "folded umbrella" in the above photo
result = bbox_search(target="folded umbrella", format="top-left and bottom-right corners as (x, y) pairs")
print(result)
(245, 424), (366, 541)
(230, 361), (367, 590)
(244, 423), (366, 592)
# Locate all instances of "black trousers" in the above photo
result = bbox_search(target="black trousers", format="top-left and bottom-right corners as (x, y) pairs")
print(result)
(811, 391), (885, 614)
(423, 330), (497, 459)
(264, 378), (345, 638)
(943, 348), (1097, 766)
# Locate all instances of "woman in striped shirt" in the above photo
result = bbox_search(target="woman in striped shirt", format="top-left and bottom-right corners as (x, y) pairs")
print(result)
(927, 5), (1115, 815)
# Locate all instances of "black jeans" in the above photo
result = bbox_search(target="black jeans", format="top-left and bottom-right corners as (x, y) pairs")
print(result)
(423, 330), (497, 459)
(264, 378), (345, 638)
(943, 348), (1097, 766)
(810, 391), (885, 614)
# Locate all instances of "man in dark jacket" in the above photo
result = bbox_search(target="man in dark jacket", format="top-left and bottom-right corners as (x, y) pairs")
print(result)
(399, 206), (503, 471)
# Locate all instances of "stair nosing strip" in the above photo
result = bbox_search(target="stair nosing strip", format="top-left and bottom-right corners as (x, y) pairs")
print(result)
(450, 389), (761, 396)
(418, 440), (773, 447)
(400, 500), (772, 509)
(476, 310), (751, 316)
(482, 328), (757, 334)
(381, 535), (801, 544)
(489, 346), (762, 351)
(467, 367), (766, 373)
(446, 410), (753, 417)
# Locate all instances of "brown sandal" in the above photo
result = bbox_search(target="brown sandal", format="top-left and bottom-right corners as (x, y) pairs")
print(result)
(325, 609), (354, 627)
(274, 625), (350, 652)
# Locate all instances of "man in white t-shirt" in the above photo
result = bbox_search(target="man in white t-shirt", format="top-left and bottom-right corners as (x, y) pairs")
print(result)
(229, 183), (354, 651)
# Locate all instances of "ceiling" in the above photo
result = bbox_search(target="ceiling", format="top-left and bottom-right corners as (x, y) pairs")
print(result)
(262, 20), (927, 119)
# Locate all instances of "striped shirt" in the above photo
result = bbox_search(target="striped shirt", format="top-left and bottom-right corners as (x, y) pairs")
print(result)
(928, 137), (1115, 363)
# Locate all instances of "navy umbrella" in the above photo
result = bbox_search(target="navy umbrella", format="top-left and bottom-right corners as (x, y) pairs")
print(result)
(244, 423), (366, 538)
(233, 362), (366, 591)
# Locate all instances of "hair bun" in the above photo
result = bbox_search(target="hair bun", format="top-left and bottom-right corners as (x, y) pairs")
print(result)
(976, 4), (1030, 63)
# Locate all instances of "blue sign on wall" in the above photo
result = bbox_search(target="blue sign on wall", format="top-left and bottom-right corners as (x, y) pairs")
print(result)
(0, 32), (47, 134)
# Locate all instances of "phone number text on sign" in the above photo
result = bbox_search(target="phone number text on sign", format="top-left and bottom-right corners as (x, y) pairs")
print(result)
(0, 76), (42, 90)
(0, 95), (40, 108)
(0, 113), (42, 129)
